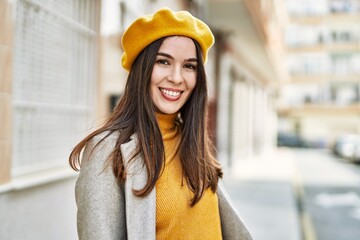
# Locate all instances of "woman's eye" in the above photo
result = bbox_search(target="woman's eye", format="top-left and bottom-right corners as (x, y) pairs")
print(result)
(184, 63), (197, 70)
(156, 59), (169, 65)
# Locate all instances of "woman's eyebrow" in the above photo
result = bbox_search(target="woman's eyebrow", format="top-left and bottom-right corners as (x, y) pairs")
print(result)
(185, 57), (198, 62)
(157, 52), (173, 59)
(157, 52), (197, 62)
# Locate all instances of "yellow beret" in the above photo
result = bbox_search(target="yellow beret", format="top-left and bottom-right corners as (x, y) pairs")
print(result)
(121, 8), (215, 71)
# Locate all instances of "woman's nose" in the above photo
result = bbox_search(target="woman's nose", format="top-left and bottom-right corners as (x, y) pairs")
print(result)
(168, 66), (183, 84)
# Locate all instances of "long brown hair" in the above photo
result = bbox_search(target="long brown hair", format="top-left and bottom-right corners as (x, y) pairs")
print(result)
(69, 37), (222, 206)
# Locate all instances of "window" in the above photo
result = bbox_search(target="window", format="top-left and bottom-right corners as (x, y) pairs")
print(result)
(12, 0), (98, 176)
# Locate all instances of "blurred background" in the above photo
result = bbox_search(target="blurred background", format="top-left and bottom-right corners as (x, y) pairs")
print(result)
(0, 0), (359, 239)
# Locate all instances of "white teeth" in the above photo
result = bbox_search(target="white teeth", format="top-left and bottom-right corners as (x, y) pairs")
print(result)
(160, 88), (181, 97)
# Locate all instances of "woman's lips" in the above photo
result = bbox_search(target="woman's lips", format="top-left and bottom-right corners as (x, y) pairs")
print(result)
(159, 87), (183, 101)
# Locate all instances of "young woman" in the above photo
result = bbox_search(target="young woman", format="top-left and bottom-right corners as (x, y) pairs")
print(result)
(69, 8), (252, 240)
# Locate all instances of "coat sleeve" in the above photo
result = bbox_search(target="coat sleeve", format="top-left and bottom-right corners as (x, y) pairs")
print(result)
(75, 134), (126, 240)
(217, 182), (253, 240)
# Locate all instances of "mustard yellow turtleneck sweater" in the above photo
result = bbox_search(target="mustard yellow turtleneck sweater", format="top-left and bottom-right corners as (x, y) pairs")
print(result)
(155, 113), (222, 240)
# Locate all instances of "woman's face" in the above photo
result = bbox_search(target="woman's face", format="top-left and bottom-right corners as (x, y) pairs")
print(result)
(150, 36), (197, 114)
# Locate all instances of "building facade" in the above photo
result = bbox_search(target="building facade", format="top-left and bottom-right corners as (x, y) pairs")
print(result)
(0, 0), (100, 239)
(207, 0), (287, 166)
(278, 0), (360, 147)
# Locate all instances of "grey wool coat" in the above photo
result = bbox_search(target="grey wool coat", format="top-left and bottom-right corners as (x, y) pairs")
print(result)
(75, 132), (253, 240)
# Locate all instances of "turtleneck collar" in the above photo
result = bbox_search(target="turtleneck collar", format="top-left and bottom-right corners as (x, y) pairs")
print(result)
(156, 112), (179, 136)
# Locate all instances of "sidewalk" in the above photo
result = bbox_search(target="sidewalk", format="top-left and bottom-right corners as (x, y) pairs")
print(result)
(222, 148), (302, 240)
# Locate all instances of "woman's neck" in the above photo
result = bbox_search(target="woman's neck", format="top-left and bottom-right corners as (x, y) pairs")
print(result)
(156, 112), (179, 136)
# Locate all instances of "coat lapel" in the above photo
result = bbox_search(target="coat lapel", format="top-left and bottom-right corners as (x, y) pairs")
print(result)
(120, 134), (156, 240)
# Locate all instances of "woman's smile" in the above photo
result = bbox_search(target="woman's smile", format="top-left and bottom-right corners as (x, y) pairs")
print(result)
(159, 87), (183, 101)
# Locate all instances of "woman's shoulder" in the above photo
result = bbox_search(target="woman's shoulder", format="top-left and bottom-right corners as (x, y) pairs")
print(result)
(89, 130), (137, 146)
(90, 130), (119, 144)
(80, 130), (138, 170)
(85, 130), (137, 158)
(79, 131), (117, 168)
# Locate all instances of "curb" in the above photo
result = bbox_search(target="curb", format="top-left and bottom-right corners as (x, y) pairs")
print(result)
(293, 168), (318, 240)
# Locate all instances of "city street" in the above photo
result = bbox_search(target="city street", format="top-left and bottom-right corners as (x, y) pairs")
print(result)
(223, 149), (302, 240)
(222, 148), (360, 240)
(293, 149), (360, 240)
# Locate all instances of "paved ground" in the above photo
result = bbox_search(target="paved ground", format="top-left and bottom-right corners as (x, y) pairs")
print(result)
(292, 149), (360, 240)
(222, 148), (302, 240)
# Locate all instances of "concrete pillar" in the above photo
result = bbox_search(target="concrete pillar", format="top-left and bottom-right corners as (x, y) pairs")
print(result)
(241, 82), (250, 156)
(230, 80), (249, 163)
(262, 91), (271, 151)
(247, 84), (255, 157)
(216, 53), (232, 165)
(255, 88), (268, 153)
(239, 82), (251, 158)
(0, 0), (14, 184)
(253, 88), (261, 154)
(230, 80), (241, 163)
(264, 93), (277, 151)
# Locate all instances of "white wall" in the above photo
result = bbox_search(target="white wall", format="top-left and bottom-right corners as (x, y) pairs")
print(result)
(0, 177), (77, 240)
